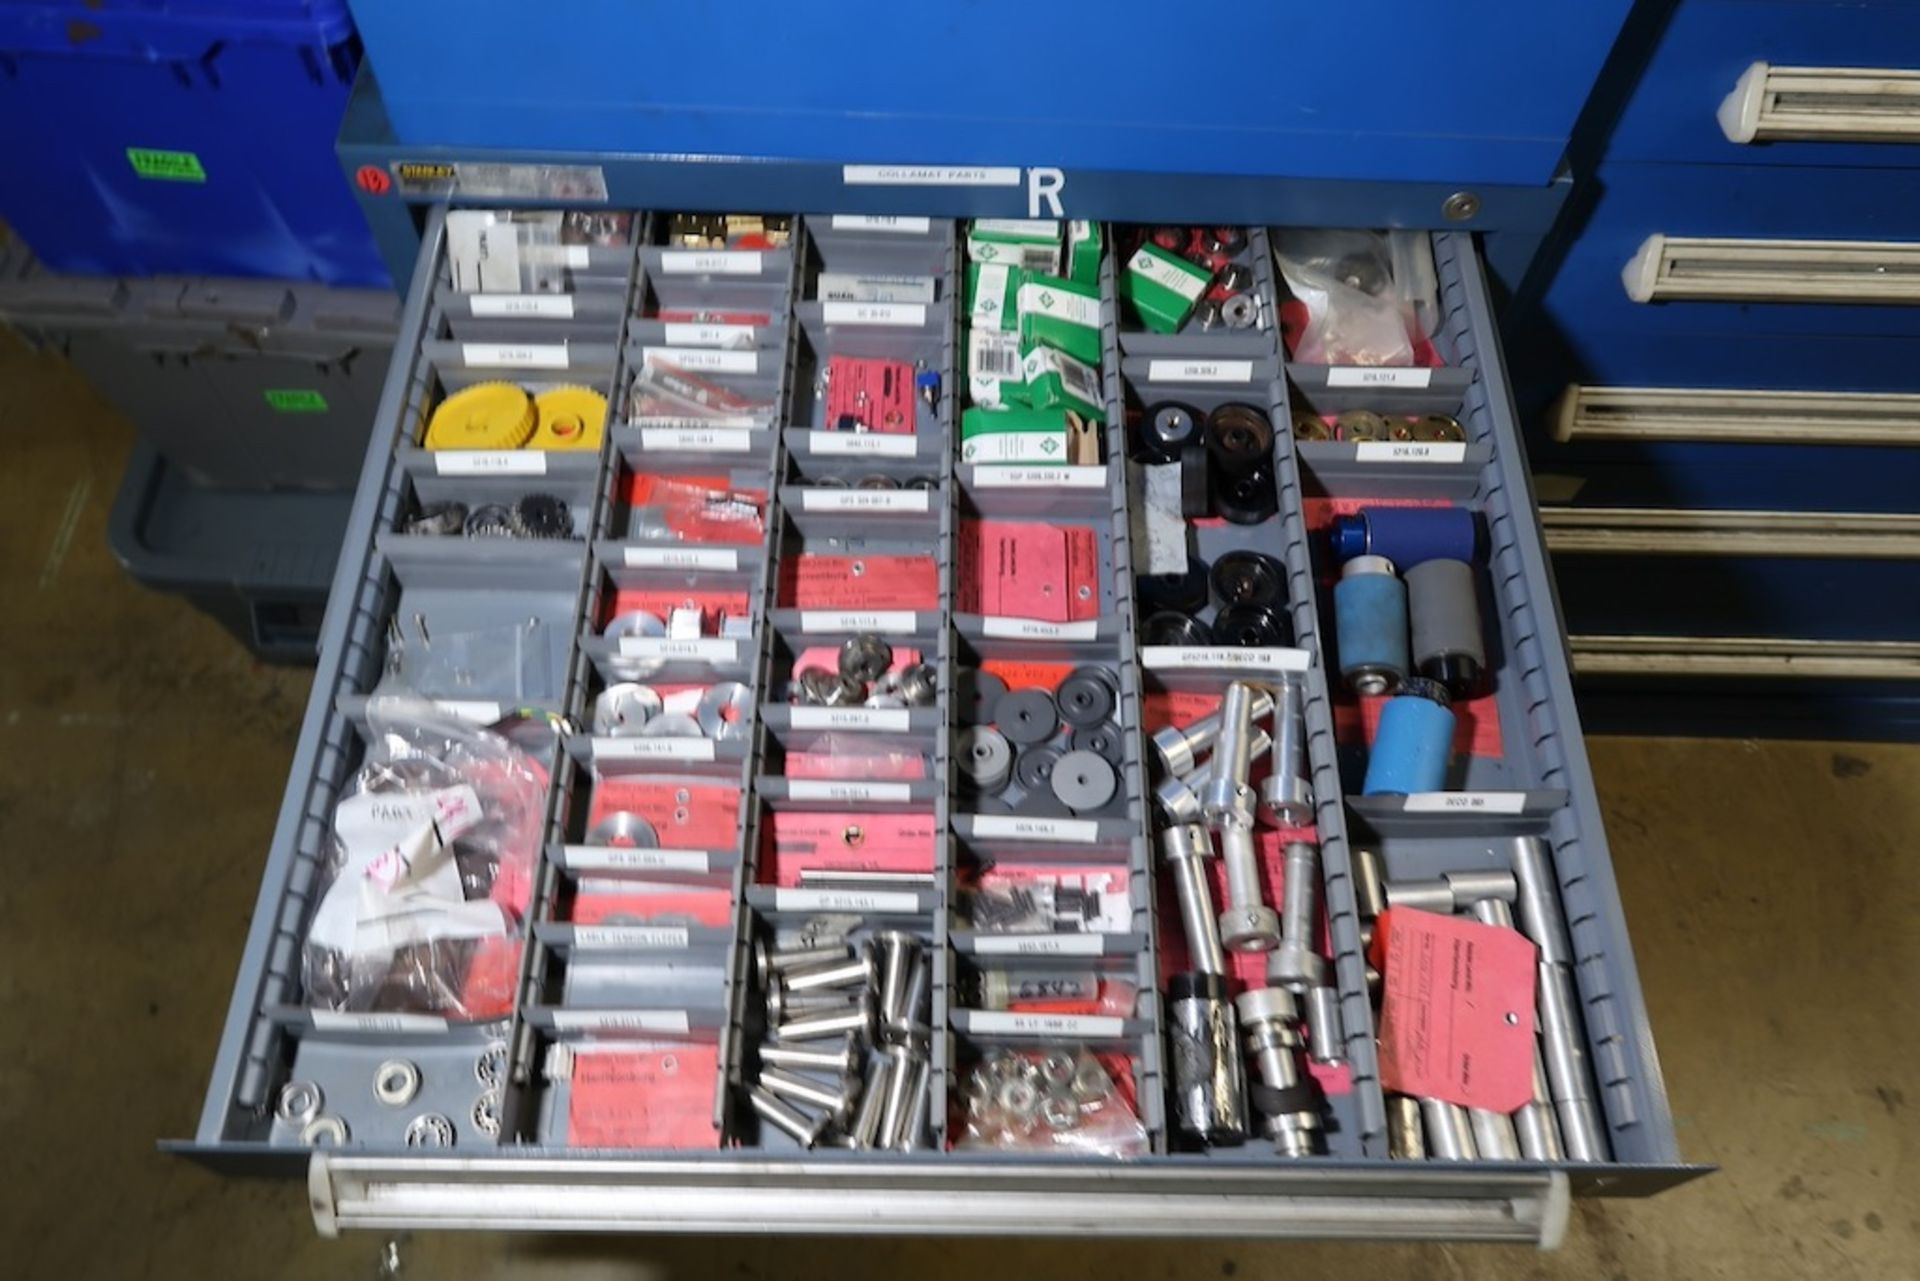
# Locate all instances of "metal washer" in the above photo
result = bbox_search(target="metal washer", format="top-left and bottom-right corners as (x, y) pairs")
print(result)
(1051, 750), (1119, 813)
(587, 811), (659, 848)
(994, 688), (1060, 745)
(1070, 723), (1124, 765)
(592, 683), (662, 736)
(1056, 669), (1116, 727)
(1013, 745), (1062, 793)
(404, 1113), (457, 1149)
(958, 726), (1013, 794)
(955, 667), (1008, 726)
(697, 682), (753, 740)
(373, 1059), (421, 1108)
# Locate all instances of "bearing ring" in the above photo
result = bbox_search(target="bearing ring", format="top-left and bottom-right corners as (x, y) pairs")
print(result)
(587, 811), (659, 848)
(403, 1113), (457, 1149)
(839, 634), (893, 684)
(373, 1059), (421, 1108)
(696, 682), (753, 740)
(1210, 551), (1288, 611)
(300, 1115), (349, 1146)
(463, 503), (518, 537)
(471, 1091), (503, 1138)
(1205, 403), (1276, 476)
(276, 1080), (323, 1125)
(1220, 293), (1259, 329)
(1338, 410), (1388, 443)
(591, 683), (662, 736)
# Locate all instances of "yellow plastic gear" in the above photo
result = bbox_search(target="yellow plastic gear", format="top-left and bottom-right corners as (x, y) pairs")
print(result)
(528, 385), (608, 451)
(423, 382), (536, 450)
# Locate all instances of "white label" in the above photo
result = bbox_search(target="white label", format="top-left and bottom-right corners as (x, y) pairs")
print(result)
(562, 845), (711, 873)
(830, 214), (933, 233)
(821, 301), (928, 327)
(959, 430), (1067, 465)
(970, 814), (1100, 844)
(662, 322), (758, 349)
(1147, 359), (1255, 384)
(623, 546), (740, 571)
(614, 637), (741, 662)
(460, 342), (569, 369)
(1021, 346), (1102, 405)
(309, 1012), (448, 1033)
(843, 165), (1022, 187)
(967, 1011), (1125, 1038)
(798, 488), (929, 513)
(659, 250), (762, 275)
(973, 218), (1061, 236)
(789, 706), (912, 733)
(550, 1009), (692, 1032)
(469, 293), (574, 319)
(1354, 441), (1468, 464)
(970, 262), (1013, 328)
(786, 779), (915, 803)
(969, 465), (1104, 489)
(772, 888), (920, 913)
(593, 736), (717, 762)
(638, 427), (753, 452)
(643, 346), (759, 374)
(1016, 281), (1101, 330)
(1402, 791), (1528, 814)
(1140, 646), (1311, 673)
(798, 610), (918, 633)
(817, 273), (937, 304)
(980, 617), (1099, 641)
(433, 700), (502, 724)
(1326, 366), (1434, 389)
(805, 431), (917, 458)
(574, 926), (692, 950)
(1128, 247), (1208, 301)
(971, 933), (1106, 956)
(432, 450), (547, 476)
(523, 244), (593, 268)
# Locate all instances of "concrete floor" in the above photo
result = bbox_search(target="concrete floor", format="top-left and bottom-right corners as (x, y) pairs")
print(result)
(1, 333), (1914, 1279)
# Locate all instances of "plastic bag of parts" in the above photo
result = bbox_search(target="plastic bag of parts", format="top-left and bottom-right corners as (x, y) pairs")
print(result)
(956, 1046), (1149, 1157)
(302, 696), (547, 1018)
(628, 361), (776, 426)
(628, 475), (766, 546)
(1272, 229), (1438, 366)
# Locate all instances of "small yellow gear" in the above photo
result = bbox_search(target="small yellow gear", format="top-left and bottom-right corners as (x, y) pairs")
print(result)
(423, 382), (536, 450)
(529, 385), (608, 451)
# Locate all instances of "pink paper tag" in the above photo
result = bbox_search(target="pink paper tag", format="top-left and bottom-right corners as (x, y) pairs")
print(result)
(568, 1044), (720, 1148)
(1377, 907), (1537, 1112)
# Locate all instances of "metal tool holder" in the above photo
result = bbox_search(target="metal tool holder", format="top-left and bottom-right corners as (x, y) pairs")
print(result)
(182, 209), (1699, 1240)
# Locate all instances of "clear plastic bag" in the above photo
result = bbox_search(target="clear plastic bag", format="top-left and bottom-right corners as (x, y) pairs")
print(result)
(1273, 229), (1415, 367)
(955, 1046), (1149, 1157)
(302, 696), (546, 1018)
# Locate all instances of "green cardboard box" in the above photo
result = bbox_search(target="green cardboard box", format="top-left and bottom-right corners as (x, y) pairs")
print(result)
(966, 326), (1028, 407)
(1021, 346), (1106, 421)
(968, 219), (1062, 274)
(966, 261), (1022, 331)
(1016, 273), (1102, 366)
(1066, 220), (1102, 288)
(1123, 242), (1212, 333)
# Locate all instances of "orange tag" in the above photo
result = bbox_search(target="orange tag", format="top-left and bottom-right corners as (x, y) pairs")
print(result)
(568, 1045), (721, 1148)
(1377, 907), (1537, 1112)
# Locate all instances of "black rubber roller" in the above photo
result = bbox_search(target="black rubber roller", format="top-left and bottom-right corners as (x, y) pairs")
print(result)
(1205, 403), (1275, 477)
(1057, 668), (1117, 727)
(1210, 550), (1287, 611)
(954, 667), (1008, 727)
(1070, 722), (1125, 764)
(1212, 603), (1292, 648)
(1138, 401), (1203, 464)
(1137, 559), (1210, 615)
(1212, 465), (1279, 525)
(995, 687), (1060, 744)
(1142, 611), (1212, 647)
(1406, 558), (1486, 698)
(1179, 443), (1211, 519)
(1013, 745), (1061, 792)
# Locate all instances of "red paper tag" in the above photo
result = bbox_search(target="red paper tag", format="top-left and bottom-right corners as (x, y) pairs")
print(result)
(762, 810), (936, 886)
(784, 749), (927, 781)
(567, 1044), (720, 1148)
(453, 937), (522, 1019)
(957, 520), (1099, 621)
(825, 354), (916, 433)
(573, 885), (733, 928)
(589, 780), (740, 850)
(980, 659), (1073, 693)
(654, 309), (773, 327)
(1376, 907), (1537, 1112)
(781, 554), (938, 609)
(1334, 691), (1505, 759)
(1141, 689), (1221, 734)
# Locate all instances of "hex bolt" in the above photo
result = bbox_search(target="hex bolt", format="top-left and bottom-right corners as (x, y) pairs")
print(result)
(875, 931), (921, 1029)
(759, 1037), (861, 1077)
(1216, 822), (1280, 952)
(1200, 683), (1260, 826)
(782, 942), (875, 994)
(1268, 841), (1328, 991)
(1160, 823), (1226, 976)
(1151, 689), (1273, 777)
(847, 1054), (893, 1150)
(1512, 836), (1609, 1162)
(1470, 896), (1566, 1161)
(1235, 986), (1322, 1157)
(775, 992), (874, 1043)
(1259, 676), (1313, 827)
(1303, 985), (1345, 1065)
(749, 1084), (828, 1148)
(1420, 1098), (1478, 1160)
(1386, 1095), (1427, 1160)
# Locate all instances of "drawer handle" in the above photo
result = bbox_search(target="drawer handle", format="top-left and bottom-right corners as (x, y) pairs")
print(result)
(1571, 634), (1920, 681)
(1623, 234), (1920, 304)
(1541, 506), (1920, 558)
(1552, 385), (1920, 447)
(1720, 63), (1920, 144)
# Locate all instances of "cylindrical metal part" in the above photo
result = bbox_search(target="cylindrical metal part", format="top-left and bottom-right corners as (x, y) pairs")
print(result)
(1152, 690), (1274, 777)
(1469, 897), (1567, 1162)
(1406, 558), (1486, 697)
(1331, 506), (1478, 569)
(775, 996), (874, 1043)
(848, 1054), (894, 1150)
(1387, 1095), (1427, 1160)
(1154, 774), (1203, 824)
(1167, 972), (1248, 1145)
(1260, 676), (1313, 826)
(782, 943), (875, 994)
(1421, 1098), (1478, 1160)
(1362, 679), (1456, 795)
(759, 1065), (857, 1119)
(1469, 1107), (1521, 1160)
(1510, 837), (1572, 968)
(1236, 986), (1322, 1158)
(768, 986), (863, 1024)
(749, 1085), (827, 1148)
(875, 931), (920, 1028)
(759, 942), (852, 983)
(1217, 823), (1280, 952)
(897, 1056), (932, 1151)
(1200, 682), (1260, 825)
(1334, 555), (1411, 696)
(759, 1038), (861, 1076)
(978, 968), (1098, 1009)
(878, 1046), (919, 1149)
(1304, 985), (1346, 1064)
(1446, 868), (1518, 906)
(1511, 837), (1609, 1161)
(1385, 876), (1455, 913)
(889, 952), (931, 1039)
(1161, 823), (1226, 976)
(1353, 847), (1388, 921)
(1268, 841), (1326, 991)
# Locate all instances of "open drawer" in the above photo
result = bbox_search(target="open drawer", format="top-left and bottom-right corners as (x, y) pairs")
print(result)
(176, 211), (1702, 1243)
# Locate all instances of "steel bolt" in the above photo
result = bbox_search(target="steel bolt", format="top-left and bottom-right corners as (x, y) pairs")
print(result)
(1161, 823), (1226, 975)
(1151, 689), (1274, 777)
(1200, 683), (1259, 826)
(1216, 822), (1280, 952)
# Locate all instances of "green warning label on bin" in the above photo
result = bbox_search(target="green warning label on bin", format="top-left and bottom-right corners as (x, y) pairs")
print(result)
(126, 148), (206, 182)
(264, 389), (328, 413)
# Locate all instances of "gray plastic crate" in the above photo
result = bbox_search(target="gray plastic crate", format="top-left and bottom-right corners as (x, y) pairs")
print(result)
(176, 213), (1699, 1241)
(0, 264), (400, 492)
